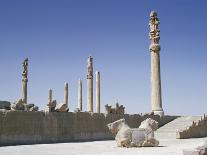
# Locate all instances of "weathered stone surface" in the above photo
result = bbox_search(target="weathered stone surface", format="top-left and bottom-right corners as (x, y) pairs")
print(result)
(87, 56), (93, 112)
(0, 111), (177, 146)
(56, 103), (69, 112)
(63, 82), (68, 107)
(149, 11), (164, 116)
(11, 100), (38, 112)
(176, 115), (207, 139)
(107, 118), (159, 147)
(96, 71), (100, 113)
(78, 79), (82, 111)
(21, 58), (28, 104)
(183, 140), (207, 155)
(183, 149), (202, 155)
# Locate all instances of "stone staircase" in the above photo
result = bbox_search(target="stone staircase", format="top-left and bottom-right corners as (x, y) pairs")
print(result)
(155, 116), (202, 139)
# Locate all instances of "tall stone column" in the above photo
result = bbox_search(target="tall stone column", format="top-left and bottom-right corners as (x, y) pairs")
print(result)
(21, 58), (28, 104)
(78, 79), (82, 111)
(64, 82), (68, 107)
(87, 56), (93, 112)
(47, 88), (53, 112)
(96, 71), (100, 113)
(48, 88), (52, 104)
(149, 11), (164, 116)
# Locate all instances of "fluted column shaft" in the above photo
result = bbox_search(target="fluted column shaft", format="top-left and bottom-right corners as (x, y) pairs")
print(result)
(87, 56), (93, 112)
(64, 83), (68, 107)
(96, 71), (100, 113)
(78, 79), (82, 111)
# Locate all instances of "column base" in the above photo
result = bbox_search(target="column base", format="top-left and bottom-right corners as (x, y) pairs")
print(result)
(153, 110), (164, 117)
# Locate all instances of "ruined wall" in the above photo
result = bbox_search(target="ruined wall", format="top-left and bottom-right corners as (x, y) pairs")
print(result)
(176, 115), (207, 139)
(0, 111), (178, 146)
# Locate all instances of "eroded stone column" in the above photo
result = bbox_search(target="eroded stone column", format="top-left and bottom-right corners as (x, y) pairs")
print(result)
(149, 11), (164, 116)
(96, 71), (100, 113)
(48, 88), (52, 104)
(21, 58), (28, 104)
(87, 56), (93, 112)
(78, 79), (82, 111)
(64, 82), (68, 107)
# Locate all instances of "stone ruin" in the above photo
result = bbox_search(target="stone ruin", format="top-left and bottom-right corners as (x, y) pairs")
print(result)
(11, 58), (38, 112)
(45, 83), (69, 112)
(105, 103), (125, 114)
(1, 11), (165, 117)
(107, 118), (159, 147)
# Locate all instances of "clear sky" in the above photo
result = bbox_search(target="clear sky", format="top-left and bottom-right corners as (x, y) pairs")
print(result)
(0, 0), (206, 115)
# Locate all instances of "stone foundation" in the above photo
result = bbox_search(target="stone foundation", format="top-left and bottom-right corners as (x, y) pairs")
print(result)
(0, 111), (178, 146)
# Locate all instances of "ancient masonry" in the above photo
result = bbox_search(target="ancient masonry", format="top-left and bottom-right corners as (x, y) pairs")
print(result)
(7, 11), (166, 116)
(21, 58), (28, 104)
(96, 71), (100, 113)
(78, 78), (83, 111)
(64, 82), (69, 108)
(149, 11), (164, 116)
(87, 56), (93, 112)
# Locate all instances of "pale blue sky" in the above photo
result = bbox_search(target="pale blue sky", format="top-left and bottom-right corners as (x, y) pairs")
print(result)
(0, 0), (206, 115)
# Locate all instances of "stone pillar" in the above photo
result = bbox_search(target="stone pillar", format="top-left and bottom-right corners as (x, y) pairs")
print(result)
(48, 88), (52, 104)
(64, 82), (68, 107)
(96, 71), (100, 113)
(78, 79), (82, 111)
(47, 88), (53, 112)
(87, 56), (93, 112)
(149, 11), (164, 116)
(21, 58), (28, 104)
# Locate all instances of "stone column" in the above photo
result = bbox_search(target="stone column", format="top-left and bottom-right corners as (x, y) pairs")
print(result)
(149, 11), (164, 116)
(48, 88), (52, 104)
(78, 79), (82, 111)
(96, 71), (100, 113)
(87, 56), (93, 112)
(21, 58), (28, 104)
(47, 88), (53, 112)
(64, 82), (68, 107)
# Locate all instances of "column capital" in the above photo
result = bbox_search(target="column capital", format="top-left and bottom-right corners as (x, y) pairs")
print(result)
(149, 44), (161, 52)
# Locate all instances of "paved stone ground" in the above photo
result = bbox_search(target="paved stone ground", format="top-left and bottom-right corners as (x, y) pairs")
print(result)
(0, 138), (206, 155)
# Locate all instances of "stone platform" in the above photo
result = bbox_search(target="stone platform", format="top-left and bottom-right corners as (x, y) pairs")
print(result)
(0, 138), (207, 155)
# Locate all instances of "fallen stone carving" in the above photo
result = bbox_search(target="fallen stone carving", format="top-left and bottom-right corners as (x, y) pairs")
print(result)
(105, 103), (125, 114)
(107, 118), (159, 147)
(56, 103), (69, 112)
(45, 100), (57, 112)
(11, 99), (38, 111)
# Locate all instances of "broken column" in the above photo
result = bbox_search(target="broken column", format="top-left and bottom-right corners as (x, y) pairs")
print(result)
(149, 11), (164, 116)
(56, 82), (69, 112)
(11, 58), (38, 111)
(87, 56), (93, 112)
(96, 71), (100, 113)
(64, 82), (68, 107)
(21, 58), (28, 104)
(48, 88), (52, 105)
(45, 88), (56, 112)
(78, 78), (82, 111)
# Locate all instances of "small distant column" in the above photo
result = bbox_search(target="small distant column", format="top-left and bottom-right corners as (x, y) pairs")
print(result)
(47, 88), (53, 111)
(21, 58), (28, 104)
(149, 11), (164, 116)
(78, 79), (82, 111)
(48, 88), (52, 104)
(64, 82), (68, 107)
(96, 71), (100, 113)
(87, 56), (93, 112)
